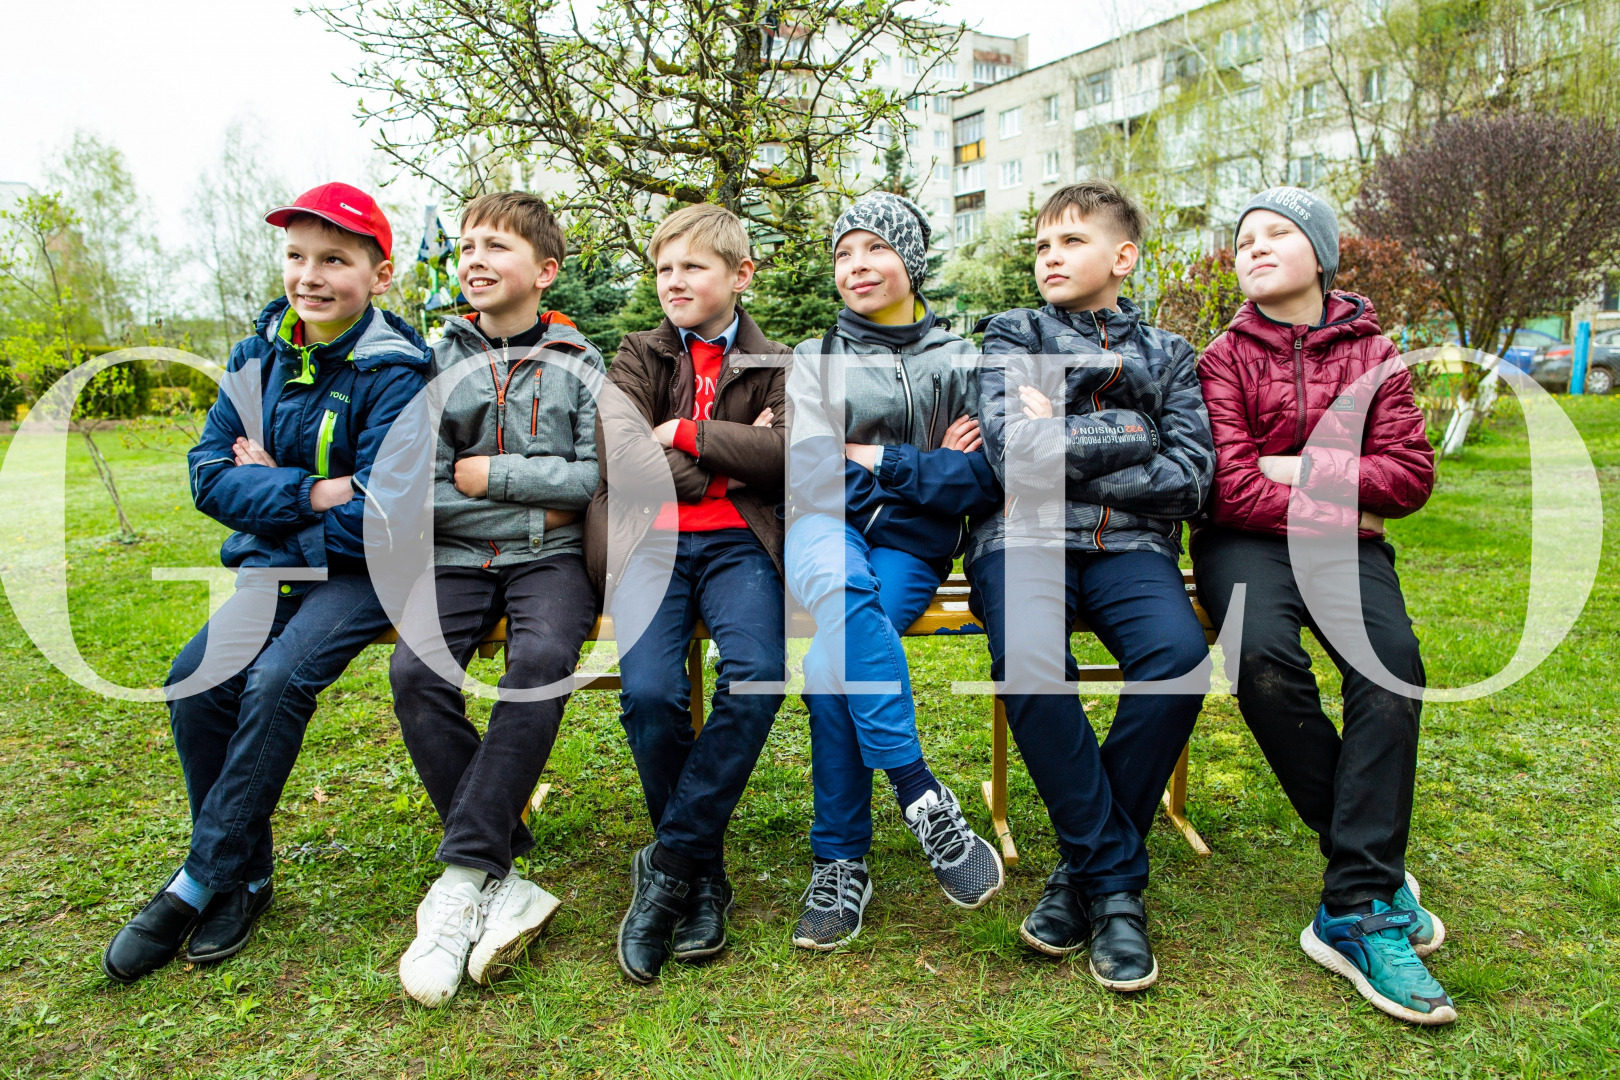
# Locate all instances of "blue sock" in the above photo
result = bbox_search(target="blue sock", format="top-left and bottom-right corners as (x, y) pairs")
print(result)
(246, 876), (270, 895)
(165, 869), (214, 913)
(886, 758), (941, 811)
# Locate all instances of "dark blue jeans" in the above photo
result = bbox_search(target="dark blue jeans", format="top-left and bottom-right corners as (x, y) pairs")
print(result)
(967, 548), (1208, 894)
(167, 574), (392, 892)
(614, 529), (786, 865)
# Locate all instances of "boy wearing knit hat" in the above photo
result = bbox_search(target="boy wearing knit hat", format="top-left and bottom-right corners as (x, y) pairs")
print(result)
(103, 183), (432, 983)
(783, 191), (1005, 951)
(1193, 187), (1454, 1024)
(966, 179), (1215, 991)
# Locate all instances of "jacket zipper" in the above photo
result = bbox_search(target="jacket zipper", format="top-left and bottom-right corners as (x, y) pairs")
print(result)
(1293, 336), (1307, 448)
(531, 389), (540, 436)
(894, 354), (914, 443)
(315, 409), (338, 478)
(1090, 312), (1120, 409)
(928, 374), (943, 448)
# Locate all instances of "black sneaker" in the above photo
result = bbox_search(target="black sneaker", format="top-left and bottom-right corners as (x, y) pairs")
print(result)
(102, 880), (204, 984)
(672, 871), (735, 962)
(1019, 863), (1087, 957)
(793, 859), (873, 951)
(186, 880), (274, 963)
(1086, 891), (1158, 991)
(901, 785), (1004, 909)
(616, 843), (692, 984)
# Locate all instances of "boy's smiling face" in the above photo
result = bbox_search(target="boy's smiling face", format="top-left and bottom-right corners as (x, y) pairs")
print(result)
(283, 219), (392, 343)
(834, 229), (913, 323)
(457, 220), (559, 334)
(1033, 208), (1136, 313)
(1235, 209), (1322, 306)
(655, 234), (753, 341)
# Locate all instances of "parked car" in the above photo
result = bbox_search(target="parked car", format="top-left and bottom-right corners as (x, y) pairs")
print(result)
(1531, 329), (1619, 395)
(1444, 329), (1561, 373)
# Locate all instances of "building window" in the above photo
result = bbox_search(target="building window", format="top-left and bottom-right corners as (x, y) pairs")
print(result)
(1361, 66), (1386, 103)
(907, 95), (924, 112)
(955, 191), (986, 243)
(940, 60), (958, 79)
(874, 52), (891, 71)
(1043, 150), (1062, 181)
(905, 128), (918, 148)
(1301, 8), (1329, 47)
(1362, 0), (1390, 23)
(932, 198), (948, 218)
(1080, 69), (1113, 107)
(904, 56), (920, 76)
(1162, 47), (1201, 84)
(934, 95), (951, 113)
(1000, 159), (1023, 188)
(1044, 95), (1061, 124)
(1291, 154), (1324, 187)
(955, 161), (985, 193)
(1300, 81), (1327, 116)
(757, 144), (787, 167)
(933, 162), (948, 183)
(933, 129), (947, 148)
(1218, 25), (1262, 66)
(998, 107), (1022, 139)
(953, 111), (985, 169)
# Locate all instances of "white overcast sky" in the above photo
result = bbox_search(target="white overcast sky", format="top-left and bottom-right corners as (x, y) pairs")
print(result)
(0, 0), (1194, 250)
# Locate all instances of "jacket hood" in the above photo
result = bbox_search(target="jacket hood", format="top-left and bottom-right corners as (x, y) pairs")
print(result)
(1225, 291), (1381, 353)
(828, 317), (962, 357)
(254, 296), (431, 373)
(436, 309), (596, 360)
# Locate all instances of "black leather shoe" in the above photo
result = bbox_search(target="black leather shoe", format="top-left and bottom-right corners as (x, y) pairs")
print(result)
(1019, 863), (1088, 957)
(1086, 891), (1158, 991)
(672, 871), (734, 961)
(616, 843), (692, 984)
(102, 884), (203, 984)
(186, 880), (274, 963)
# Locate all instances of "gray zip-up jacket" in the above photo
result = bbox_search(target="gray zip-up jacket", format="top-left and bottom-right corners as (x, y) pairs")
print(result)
(787, 319), (1001, 566)
(431, 312), (604, 568)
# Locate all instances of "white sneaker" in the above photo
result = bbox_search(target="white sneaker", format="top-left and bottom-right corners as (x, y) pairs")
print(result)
(467, 873), (561, 986)
(398, 879), (484, 1007)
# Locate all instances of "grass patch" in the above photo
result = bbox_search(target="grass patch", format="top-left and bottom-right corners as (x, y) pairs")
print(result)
(0, 399), (1616, 1077)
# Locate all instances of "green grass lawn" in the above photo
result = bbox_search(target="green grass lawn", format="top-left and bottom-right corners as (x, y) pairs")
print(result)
(0, 398), (1616, 1079)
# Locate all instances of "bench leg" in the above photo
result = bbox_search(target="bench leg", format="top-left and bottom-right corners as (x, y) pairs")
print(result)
(980, 698), (1018, 867)
(519, 782), (551, 825)
(1159, 741), (1210, 856)
(687, 638), (705, 736)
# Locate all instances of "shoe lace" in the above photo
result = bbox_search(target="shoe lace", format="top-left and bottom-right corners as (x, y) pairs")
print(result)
(911, 795), (971, 869)
(803, 861), (862, 914)
(427, 889), (481, 948)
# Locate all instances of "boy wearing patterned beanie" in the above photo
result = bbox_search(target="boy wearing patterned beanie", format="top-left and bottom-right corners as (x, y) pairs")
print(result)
(783, 191), (1005, 951)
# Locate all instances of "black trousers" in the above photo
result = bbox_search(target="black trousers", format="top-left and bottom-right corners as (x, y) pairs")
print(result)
(1192, 527), (1425, 907)
(389, 555), (597, 878)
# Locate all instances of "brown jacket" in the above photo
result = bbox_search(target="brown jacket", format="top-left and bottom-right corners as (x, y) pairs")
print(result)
(584, 308), (790, 596)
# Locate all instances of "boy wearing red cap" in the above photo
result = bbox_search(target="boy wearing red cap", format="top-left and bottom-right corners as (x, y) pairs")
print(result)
(102, 183), (432, 983)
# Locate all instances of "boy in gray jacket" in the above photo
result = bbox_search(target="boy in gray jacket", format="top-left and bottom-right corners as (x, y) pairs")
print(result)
(388, 193), (604, 1007)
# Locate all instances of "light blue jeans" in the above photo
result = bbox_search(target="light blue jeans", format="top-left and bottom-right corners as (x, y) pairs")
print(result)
(785, 512), (945, 859)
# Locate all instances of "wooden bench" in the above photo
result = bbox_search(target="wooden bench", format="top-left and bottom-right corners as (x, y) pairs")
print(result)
(375, 571), (1216, 864)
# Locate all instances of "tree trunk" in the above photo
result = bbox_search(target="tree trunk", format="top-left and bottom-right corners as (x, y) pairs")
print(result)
(79, 425), (139, 542)
(1439, 348), (1500, 457)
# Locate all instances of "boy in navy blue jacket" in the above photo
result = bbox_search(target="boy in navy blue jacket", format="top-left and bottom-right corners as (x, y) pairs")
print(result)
(102, 184), (431, 983)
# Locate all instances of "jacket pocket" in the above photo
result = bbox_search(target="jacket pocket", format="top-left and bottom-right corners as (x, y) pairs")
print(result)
(315, 409), (339, 478)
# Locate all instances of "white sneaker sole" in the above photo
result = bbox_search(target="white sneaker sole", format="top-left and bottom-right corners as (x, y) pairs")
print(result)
(1089, 955), (1159, 992)
(792, 877), (874, 952)
(940, 839), (1005, 911)
(1300, 923), (1457, 1026)
(1404, 871), (1445, 958)
(1018, 920), (1083, 957)
(467, 887), (561, 986)
(399, 953), (461, 1008)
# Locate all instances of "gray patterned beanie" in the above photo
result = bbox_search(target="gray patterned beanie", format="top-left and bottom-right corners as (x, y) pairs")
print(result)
(833, 192), (932, 293)
(1235, 186), (1340, 293)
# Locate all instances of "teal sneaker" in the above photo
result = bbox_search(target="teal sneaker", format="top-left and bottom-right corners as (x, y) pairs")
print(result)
(1301, 901), (1457, 1026)
(1395, 871), (1445, 958)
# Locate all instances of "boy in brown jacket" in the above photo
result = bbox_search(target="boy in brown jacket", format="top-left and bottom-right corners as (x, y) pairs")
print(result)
(584, 204), (789, 983)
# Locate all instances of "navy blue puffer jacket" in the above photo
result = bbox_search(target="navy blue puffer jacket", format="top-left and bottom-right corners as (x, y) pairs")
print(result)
(188, 298), (431, 576)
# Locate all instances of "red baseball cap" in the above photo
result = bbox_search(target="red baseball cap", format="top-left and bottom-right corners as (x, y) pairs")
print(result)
(264, 182), (393, 260)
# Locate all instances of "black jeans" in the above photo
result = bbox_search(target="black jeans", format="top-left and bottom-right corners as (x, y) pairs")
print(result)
(169, 574), (393, 892)
(968, 548), (1209, 894)
(389, 555), (597, 878)
(614, 529), (786, 865)
(1192, 527), (1425, 907)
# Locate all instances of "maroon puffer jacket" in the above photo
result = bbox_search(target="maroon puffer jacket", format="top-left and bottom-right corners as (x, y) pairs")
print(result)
(1198, 291), (1434, 538)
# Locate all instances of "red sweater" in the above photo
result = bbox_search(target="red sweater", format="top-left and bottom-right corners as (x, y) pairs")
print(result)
(653, 337), (749, 531)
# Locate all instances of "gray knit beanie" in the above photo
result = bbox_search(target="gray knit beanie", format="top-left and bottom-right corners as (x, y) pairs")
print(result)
(833, 192), (932, 293)
(1235, 186), (1340, 293)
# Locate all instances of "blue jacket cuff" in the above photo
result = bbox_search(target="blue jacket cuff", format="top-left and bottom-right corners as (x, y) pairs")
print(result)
(296, 475), (320, 521)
